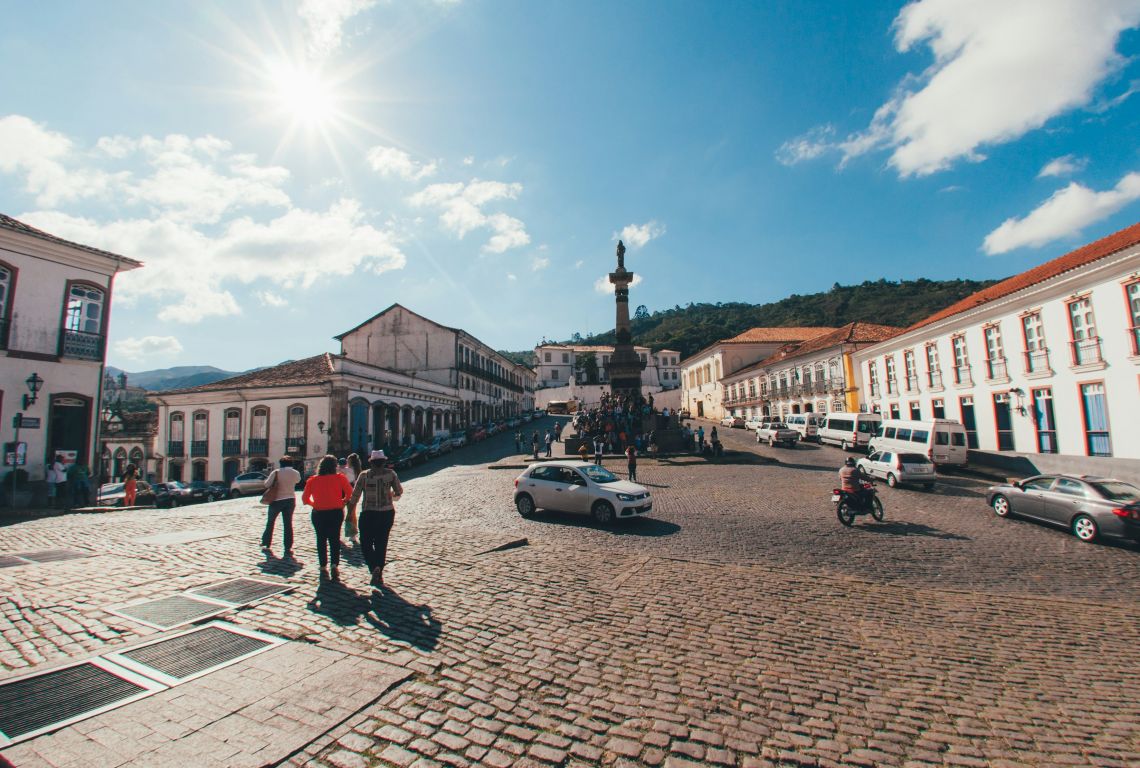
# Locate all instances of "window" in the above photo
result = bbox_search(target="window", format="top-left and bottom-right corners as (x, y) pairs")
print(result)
(909, 401), (921, 420)
(168, 412), (185, 456)
(932, 398), (945, 419)
(192, 412), (208, 456)
(251, 408), (268, 439)
(952, 335), (970, 384)
(1021, 476), (1055, 492)
(1021, 312), (1049, 373)
(984, 325), (1007, 380)
(867, 361), (880, 397)
(889, 403), (901, 419)
(903, 350), (918, 392)
(993, 393), (1014, 451)
(959, 395), (978, 448)
(911, 429), (929, 443)
(1127, 281), (1140, 356)
(884, 357), (897, 394)
(0, 262), (12, 349)
(1031, 388), (1057, 454)
(1054, 478), (1086, 497)
(562, 353), (569, 363)
(62, 283), (105, 360)
(1068, 297), (1102, 366)
(896, 427), (912, 441)
(925, 344), (942, 388)
(223, 409), (241, 455)
(544, 352), (551, 362)
(1080, 382), (1111, 457)
(551, 369), (559, 380)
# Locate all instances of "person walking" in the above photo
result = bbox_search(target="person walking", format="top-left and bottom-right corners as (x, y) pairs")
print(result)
(515, 431), (522, 453)
(544, 431), (553, 458)
(342, 453), (362, 547)
(301, 455), (354, 582)
(593, 435), (604, 465)
(347, 450), (404, 589)
(554, 422), (562, 442)
(69, 461), (91, 507)
(531, 432), (540, 460)
(121, 463), (138, 508)
(261, 456), (301, 558)
(625, 443), (638, 482)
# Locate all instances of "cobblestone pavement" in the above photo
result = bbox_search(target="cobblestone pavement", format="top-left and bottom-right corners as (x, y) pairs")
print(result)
(2, 416), (1139, 767)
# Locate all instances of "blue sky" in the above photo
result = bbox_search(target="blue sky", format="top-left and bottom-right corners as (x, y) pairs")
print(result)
(2, 0), (1139, 371)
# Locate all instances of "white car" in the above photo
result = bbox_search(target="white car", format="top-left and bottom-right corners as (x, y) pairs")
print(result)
(744, 417), (765, 430)
(513, 460), (653, 524)
(857, 451), (936, 490)
(720, 416), (745, 428)
(450, 430), (468, 449)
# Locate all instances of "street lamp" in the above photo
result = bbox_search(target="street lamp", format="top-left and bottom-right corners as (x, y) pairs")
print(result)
(23, 372), (43, 409)
(317, 420), (326, 434)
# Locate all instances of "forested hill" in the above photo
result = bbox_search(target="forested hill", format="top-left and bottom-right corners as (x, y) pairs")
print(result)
(561, 278), (998, 361)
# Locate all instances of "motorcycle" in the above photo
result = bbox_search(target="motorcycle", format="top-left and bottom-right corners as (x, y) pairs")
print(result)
(832, 480), (884, 526)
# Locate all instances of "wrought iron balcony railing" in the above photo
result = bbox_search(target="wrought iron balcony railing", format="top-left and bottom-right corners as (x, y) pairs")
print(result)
(62, 329), (103, 361)
(1070, 337), (1103, 366)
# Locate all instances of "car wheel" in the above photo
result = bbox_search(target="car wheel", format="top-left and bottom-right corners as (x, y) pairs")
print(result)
(836, 502), (855, 527)
(991, 494), (1011, 517)
(841, 440), (849, 451)
(515, 494), (535, 518)
(768, 436), (775, 447)
(1072, 514), (1098, 543)
(592, 500), (615, 525)
(887, 473), (898, 488)
(755, 433), (761, 443)
(871, 497), (885, 521)
(230, 489), (241, 498)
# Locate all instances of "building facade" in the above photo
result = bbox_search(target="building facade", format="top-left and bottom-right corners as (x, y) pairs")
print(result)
(853, 222), (1140, 464)
(100, 410), (157, 484)
(679, 327), (836, 420)
(533, 344), (680, 390)
(0, 213), (141, 491)
(721, 323), (902, 420)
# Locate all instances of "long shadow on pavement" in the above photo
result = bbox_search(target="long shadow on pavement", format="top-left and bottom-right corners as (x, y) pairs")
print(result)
(857, 521), (971, 540)
(258, 554), (303, 578)
(529, 511), (680, 537)
(369, 589), (441, 651)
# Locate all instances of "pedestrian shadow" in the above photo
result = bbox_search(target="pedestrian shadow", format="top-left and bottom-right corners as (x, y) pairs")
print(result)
(307, 579), (374, 628)
(257, 554), (303, 578)
(859, 521), (971, 540)
(368, 589), (440, 651)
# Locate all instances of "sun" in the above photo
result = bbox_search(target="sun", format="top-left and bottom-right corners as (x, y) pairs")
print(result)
(266, 59), (338, 127)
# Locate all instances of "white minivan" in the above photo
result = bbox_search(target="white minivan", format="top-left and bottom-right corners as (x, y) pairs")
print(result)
(868, 419), (969, 466)
(818, 412), (882, 451)
(785, 413), (821, 442)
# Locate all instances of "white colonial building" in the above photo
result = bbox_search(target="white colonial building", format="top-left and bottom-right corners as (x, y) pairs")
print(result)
(853, 222), (1140, 472)
(534, 344), (681, 390)
(679, 327), (835, 420)
(152, 304), (536, 482)
(0, 213), (141, 494)
(721, 323), (902, 420)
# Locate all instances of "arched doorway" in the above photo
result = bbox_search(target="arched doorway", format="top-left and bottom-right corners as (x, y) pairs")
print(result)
(349, 400), (369, 456)
(113, 448), (127, 480)
(192, 460), (207, 482)
(48, 394), (91, 466)
(223, 459), (240, 483)
(249, 457), (269, 472)
(401, 407), (414, 446)
(168, 461), (184, 481)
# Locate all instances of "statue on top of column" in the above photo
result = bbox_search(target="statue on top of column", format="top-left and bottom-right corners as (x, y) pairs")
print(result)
(616, 240), (626, 270)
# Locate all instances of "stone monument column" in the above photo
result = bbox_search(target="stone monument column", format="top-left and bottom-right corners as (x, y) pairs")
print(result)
(604, 240), (646, 398)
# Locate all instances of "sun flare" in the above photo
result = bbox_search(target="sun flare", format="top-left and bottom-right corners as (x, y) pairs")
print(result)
(267, 60), (338, 126)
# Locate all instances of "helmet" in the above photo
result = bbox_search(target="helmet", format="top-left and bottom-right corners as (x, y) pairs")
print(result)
(844, 457), (856, 467)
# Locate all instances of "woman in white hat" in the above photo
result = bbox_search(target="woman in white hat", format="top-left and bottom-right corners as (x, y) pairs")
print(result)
(347, 450), (404, 589)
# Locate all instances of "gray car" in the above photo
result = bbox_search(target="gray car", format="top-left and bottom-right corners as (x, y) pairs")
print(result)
(986, 474), (1140, 544)
(229, 471), (269, 497)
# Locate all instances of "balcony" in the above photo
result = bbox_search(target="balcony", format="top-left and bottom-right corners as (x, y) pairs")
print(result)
(927, 370), (943, 389)
(1070, 337), (1103, 367)
(167, 441), (185, 457)
(190, 440), (208, 457)
(222, 439), (241, 456)
(1023, 348), (1051, 375)
(885, 379), (897, 395)
(247, 438), (268, 456)
(814, 381), (829, 395)
(869, 383), (881, 397)
(1132, 326), (1140, 357)
(61, 329), (103, 361)
(905, 375), (919, 393)
(285, 437), (306, 454)
(985, 357), (1008, 381)
(954, 365), (972, 386)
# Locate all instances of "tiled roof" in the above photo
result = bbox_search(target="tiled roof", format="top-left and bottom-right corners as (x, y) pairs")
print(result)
(909, 221), (1140, 331)
(157, 353), (336, 395)
(724, 326), (837, 343)
(0, 212), (143, 266)
(756, 322), (902, 368)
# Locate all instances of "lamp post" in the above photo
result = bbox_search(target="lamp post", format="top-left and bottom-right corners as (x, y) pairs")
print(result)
(8, 372), (44, 509)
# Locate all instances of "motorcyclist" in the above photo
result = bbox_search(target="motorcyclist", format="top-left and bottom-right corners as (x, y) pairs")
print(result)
(838, 457), (871, 508)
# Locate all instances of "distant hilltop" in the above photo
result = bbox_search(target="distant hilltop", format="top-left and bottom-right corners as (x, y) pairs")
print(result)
(106, 365), (255, 392)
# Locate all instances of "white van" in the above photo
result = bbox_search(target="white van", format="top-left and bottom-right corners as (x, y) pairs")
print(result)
(785, 413), (821, 442)
(818, 412), (882, 451)
(868, 419), (969, 466)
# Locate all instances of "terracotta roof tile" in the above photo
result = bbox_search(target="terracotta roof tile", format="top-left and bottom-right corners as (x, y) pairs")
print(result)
(156, 353), (336, 395)
(725, 322), (903, 379)
(723, 326), (837, 344)
(0, 212), (143, 266)
(909, 221), (1140, 331)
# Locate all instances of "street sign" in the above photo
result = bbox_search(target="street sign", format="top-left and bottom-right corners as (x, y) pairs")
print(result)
(12, 415), (40, 429)
(4, 442), (27, 466)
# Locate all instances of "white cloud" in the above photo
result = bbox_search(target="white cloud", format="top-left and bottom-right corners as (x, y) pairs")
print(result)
(408, 178), (531, 253)
(616, 220), (666, 249)
(298, 0), (377, 59)
(462, 156), (474, 166)
(779, 0), (1140, 177)
(982, 171), (1140, 255)
(0, 115), (119, 205)
(1038, 155), (1088, 179)
(257, 291), (288, 307)
(507, 273), (517, 281)
(531, 255), (550, 271)
(365, 145), (437, 181)
(574, 259), (584, 269)
(114, 335), (183, 361)
(594, 273), (643, 294)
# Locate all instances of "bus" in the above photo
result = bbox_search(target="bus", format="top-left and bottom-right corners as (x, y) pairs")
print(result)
(546, 400), (570, 415)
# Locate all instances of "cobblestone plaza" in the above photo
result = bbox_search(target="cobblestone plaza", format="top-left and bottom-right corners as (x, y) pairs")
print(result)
(2, 419), (1139, 767)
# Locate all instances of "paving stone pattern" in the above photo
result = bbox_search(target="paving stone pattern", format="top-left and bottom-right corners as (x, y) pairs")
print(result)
(2, 417), (1139, 766)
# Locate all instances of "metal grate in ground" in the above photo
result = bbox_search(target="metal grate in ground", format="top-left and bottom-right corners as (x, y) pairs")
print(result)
(106, 594), (231, 630)
(105, 623), (282, 684)
(0, 660), (164, 746)
(1, 549), (91, 565)
(189, 577), (292, 606)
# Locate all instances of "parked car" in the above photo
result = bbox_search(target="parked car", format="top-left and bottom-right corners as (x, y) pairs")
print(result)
(208, 481), (230, 499)
(187, 480), (227, 503)
(470, 426), (487, 443)
(152, 481), (195, 506)
(230, 471), (269, 497)
(96, 481), (156, 508)
(395, 443), (430, 469)
(744, 417), (766, 430)
(818, 412), (882, 451)
(720, 415), (745, 429)
(986, 474), (1140, 544)
(450, 430), (468, 449)
(427, 435), (452, 458)
(513, 460), (653, 524)
(785, 414), (821, 442)
(857, 451), (936, 489)
(869, 419), (969, 467)
(755, 422), (799, 448)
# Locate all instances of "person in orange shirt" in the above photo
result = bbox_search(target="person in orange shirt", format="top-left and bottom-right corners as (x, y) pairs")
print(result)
(122, 463), (138, 507)
(301, 454), (354, 582)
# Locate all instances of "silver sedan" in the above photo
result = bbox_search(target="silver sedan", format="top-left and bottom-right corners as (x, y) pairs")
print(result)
(986, 474), (1140, 544)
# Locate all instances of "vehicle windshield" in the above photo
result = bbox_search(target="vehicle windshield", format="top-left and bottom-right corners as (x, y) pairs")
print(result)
(579, 465), (619, 483)
(772, 423), (789, 429)
(167, 481), (187, 489)
(1089, 481), (1140, 503)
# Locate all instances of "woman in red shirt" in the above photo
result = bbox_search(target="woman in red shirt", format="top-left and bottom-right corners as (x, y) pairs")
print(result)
(302, 455), (354, 582)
